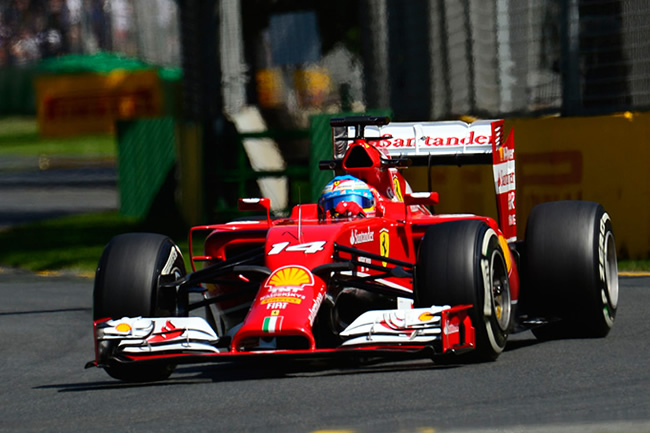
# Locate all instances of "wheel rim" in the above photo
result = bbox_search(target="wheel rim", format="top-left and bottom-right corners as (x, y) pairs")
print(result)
(491, 250), (511, 332)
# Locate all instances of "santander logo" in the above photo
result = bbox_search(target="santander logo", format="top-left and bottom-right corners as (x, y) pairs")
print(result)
(374, 131), (492, 148)
(350, 227), (375, 245)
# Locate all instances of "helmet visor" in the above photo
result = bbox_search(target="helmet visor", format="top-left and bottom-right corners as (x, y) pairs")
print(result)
(322, 194), (374, 215)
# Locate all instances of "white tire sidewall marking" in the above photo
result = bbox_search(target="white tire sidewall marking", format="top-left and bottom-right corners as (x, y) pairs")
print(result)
(598, 212), (618, 327)
(480, 228), (505, 354)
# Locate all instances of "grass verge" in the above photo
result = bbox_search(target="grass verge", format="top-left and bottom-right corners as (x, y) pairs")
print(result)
(0, 116), (115, 157)
(0, 212), (189, 276)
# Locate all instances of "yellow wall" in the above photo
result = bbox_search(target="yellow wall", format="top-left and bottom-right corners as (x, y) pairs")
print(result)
(403, 112), (650, 259)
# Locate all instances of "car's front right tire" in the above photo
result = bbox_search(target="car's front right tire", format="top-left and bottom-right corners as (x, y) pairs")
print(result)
(94, 233), (186, 382)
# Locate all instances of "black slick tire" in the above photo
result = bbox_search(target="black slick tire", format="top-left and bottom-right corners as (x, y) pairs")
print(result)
(415, 220), (512, 361)
(93, 233), (187, 382)
(522, 201), (618, 339)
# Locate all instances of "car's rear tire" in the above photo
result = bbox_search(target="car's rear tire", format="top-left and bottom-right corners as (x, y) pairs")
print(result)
(415, 220), (512, 361)
(94, 233), (187, 382)
(522, 201), (618, 340)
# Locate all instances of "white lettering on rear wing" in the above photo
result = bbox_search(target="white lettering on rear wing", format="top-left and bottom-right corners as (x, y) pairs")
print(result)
(363, 119), (497, 160)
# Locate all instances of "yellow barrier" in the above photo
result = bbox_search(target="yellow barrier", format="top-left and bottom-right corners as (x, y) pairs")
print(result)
(35, 70), (162, 136)
(403, 112), (650, 259)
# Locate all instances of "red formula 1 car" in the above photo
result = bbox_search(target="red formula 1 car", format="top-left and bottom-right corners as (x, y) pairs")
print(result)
(87, 116), (619, 382)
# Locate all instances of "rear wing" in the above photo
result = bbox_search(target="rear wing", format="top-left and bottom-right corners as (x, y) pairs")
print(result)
(330, 116), (517, 241)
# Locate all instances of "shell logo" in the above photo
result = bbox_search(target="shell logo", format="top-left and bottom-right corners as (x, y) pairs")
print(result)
(265, 266), (314, 289)
(115, 323), (131, 333)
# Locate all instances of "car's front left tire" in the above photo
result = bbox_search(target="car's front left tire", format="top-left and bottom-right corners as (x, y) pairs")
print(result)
(415, 220), (512, 361)
(521, 201), (618, 339)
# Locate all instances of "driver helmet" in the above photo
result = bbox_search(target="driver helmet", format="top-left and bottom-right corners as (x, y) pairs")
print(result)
(319, 175), (376, 219)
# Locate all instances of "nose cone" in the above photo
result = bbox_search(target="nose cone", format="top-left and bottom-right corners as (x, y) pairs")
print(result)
(231, 266), (327, 352)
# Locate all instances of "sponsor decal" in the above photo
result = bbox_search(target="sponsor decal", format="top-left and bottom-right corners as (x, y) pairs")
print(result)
(261, 291), (305, 302)
(260, 266), (314, 308)
(262, 316), (283, 333)
(115, 323), (131, 333)
(380, 229), (390, 267)
(494, 160), (516, 193)
(358, 256), (371, 272)
(497, 145), (515, 163)
(308, 292), (324, 325)
(266, 266), (314, 289)
(261, 296), (302, 305)
(508, 191), (516, 211)
(350, 227), (375, 245)
(418, 312), (435, 322)
(374, 131), (492, 149)
(445, 318), (460, 334)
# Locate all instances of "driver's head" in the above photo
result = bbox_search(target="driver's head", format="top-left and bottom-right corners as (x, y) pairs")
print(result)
(319, 175), (376, 219)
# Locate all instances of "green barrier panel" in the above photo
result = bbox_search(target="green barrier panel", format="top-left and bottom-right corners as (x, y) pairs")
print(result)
(309, 110), (392, 202)
(213, 128), (311, 220)
(0, 67), (37, 115)
(117, 116), (177, 218)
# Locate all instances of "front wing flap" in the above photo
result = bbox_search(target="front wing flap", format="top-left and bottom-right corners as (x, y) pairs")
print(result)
(340, 305), (475, 353)
(89, 305), (475, 368)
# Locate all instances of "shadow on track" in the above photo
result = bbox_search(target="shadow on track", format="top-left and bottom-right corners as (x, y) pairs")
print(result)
(37, 357), (464, 393)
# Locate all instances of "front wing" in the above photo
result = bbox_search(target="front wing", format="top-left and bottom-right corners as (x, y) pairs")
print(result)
(88, 305), (475, 369)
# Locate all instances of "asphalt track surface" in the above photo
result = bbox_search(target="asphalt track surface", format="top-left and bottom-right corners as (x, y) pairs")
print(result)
(0, 159), (118, 230)
(1, 269), (649, 433)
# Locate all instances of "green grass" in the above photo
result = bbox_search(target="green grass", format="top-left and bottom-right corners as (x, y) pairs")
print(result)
(0, 212), (189, 276)
(618, 259), (650, 273)
(0, 116), (115, 157)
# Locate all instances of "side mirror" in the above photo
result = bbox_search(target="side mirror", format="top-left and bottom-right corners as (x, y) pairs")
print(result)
(238, 198), (272, 225)
(404, 192), (439, 206)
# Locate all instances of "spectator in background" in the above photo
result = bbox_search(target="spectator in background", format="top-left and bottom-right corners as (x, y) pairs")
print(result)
(35, 13), (63, 58)
(11, 26), (41, 65)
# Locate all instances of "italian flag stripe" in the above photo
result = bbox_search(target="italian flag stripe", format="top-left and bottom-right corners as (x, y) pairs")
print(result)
(263, 316), (282, 332)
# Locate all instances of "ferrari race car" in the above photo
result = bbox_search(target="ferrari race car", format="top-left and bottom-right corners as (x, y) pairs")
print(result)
(87, 116), (619, 382)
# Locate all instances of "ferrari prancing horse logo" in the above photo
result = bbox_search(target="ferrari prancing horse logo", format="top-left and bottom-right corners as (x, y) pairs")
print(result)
(380, 229), (390, 267)
(392, 175), (404, 201)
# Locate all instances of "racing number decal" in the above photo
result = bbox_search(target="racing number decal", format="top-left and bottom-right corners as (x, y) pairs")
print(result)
(380, 229), (390, 266)
(268, 241), (326, 255)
